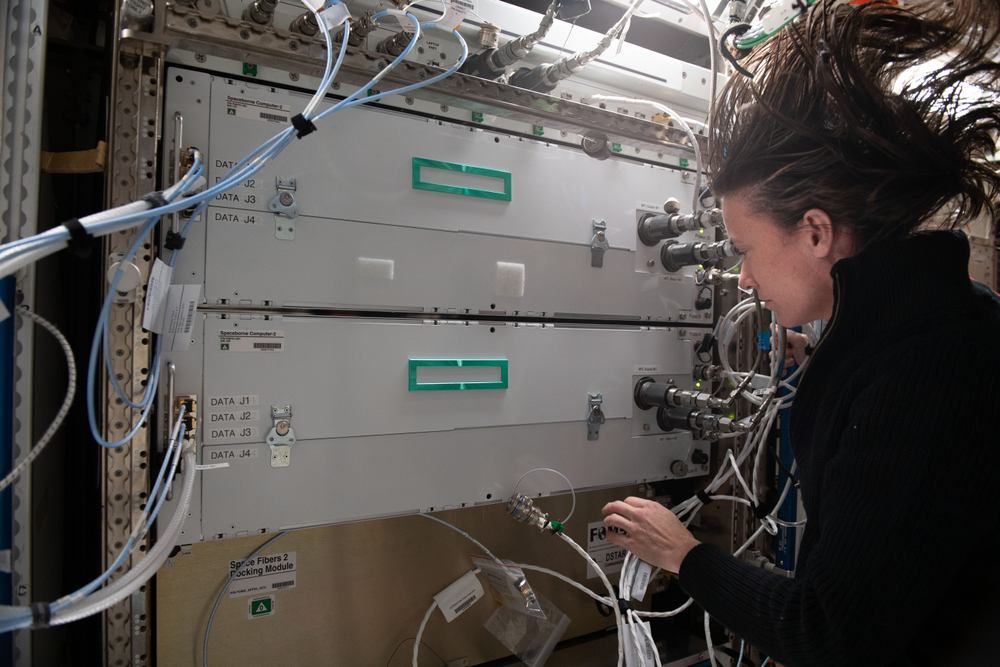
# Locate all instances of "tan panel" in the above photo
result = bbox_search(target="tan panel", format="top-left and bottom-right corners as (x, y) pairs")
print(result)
(969, 241), (997, 291)
(156, 484), (667, 666)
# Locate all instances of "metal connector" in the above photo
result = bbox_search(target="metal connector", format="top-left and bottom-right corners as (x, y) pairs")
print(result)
(638, 208), (724, 246)
(242, 0), (278, 26)
(661, 238), (738, 272)
(507, 493), (550, 531)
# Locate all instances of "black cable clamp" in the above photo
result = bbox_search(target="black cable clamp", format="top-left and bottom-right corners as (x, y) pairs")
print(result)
(62, 218), (95, 258)
(291, 113), (317, 139)
(164, 231), (186, 251)
(141, 191), (170, 210)
(696, 489), (714, 505)
(617, 598), (633, 613)
(752, 499), (776, 520)
(30, 602), (51, 630)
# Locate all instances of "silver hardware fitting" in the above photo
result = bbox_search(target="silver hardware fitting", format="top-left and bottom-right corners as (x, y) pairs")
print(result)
(269, 177), (298, 240)
(587, 393), (606, 441)
(106, 253), (142, 303)
(267, 405), (295, 467)
(590, 219), (609, 267)
(507, 493), (550, 531)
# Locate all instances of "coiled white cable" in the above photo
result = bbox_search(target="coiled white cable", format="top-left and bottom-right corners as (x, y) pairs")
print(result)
(0, 308), (76, 493)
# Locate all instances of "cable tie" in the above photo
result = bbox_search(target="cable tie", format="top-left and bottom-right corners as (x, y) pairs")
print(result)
(617, 598), (633, 613)
(751, 500), (776, 520)
(804, 345), (814, 355)
(62, 218), (95, 258)
(291, 113), (317, 139)
(696, 489), (713, 505)
(164, 231), (186, 250)
(141, 191), (170, 209)
(30, 602), (51, 630)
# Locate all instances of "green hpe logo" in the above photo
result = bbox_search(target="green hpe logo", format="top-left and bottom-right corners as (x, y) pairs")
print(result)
(249, 595), (273, 618)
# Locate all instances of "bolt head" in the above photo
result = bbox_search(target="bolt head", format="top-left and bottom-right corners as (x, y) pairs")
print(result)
(275, 420), (290, 436)
(646, 259), (655, 268)
(597, 231), (605, 241)
(642, 423), (651, 431)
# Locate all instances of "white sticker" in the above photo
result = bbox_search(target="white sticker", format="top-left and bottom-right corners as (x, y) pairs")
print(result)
(225, 95), (291, 125)
(206, 446), (260, 462)
(586, 521), (628, 579)
(218, 330), (284, 352)
(319, 2), (351, 29)
(634, 365), (661, 374)
(229, 551), (296, 598)
(207, 426), (260, 442)
(394, 13), (417, 34)
(623, 620), (656, 667)
(162, 284), (201, 352)
(637, 201), (661, 213)
(630, 561), (653, 602)
(435, 0), (472, 29)
(208, 410), (260, 424)
(209, 395), (260, 408)
(194, 462), (230, 471)
(433, 570), (484, 623)
(142, 258), (173, 333)
(247, 595), (275, 619)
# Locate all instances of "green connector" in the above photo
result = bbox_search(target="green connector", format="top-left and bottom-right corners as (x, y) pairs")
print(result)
(532, 124), (544, 136)
(549, 520), (565, 534)
(680, 157), (690, 167)
(243, 63), (258, 77)
(611, 143), (622, 152)
(472, 111), (484, 123)
(367, 88), (381, 97)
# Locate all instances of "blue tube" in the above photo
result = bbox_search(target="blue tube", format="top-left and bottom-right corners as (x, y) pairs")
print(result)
(776, 326), (800, 571)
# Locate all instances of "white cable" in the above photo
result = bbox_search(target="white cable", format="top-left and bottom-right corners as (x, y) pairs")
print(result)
(583, 95), (703, 213)
(518, 564), (611, 604)
(412, 599), (439, 667)
(558, 532), (624, 667)
(633, 597), (694, 618)
(52, 450), (197, 625)
(704, 610), (718, 667)
(0, 308), (76, 493)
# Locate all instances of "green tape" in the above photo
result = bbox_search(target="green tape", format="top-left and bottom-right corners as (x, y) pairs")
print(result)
(412, 158), (512, 201)
(408, 359), (509, 391)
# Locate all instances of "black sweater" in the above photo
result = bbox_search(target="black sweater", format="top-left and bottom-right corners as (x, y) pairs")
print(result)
(678, 231), (1000, 666)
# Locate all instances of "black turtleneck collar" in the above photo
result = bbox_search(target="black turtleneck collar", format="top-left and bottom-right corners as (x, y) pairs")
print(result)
(827, 230), (973, 339)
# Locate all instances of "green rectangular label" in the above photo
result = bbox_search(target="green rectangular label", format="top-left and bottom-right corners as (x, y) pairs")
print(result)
(412, 158), (512, 201)
(249, 595), (274, 618)
(408, 359), (508, 391)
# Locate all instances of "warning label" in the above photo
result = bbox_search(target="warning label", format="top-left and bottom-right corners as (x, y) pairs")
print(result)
(218, 330), (284, 352)
(248, 595), (275, 619)
(228, 551), (297, 598)
(225, 95), (291, 125)
(586, 521), (628, 579)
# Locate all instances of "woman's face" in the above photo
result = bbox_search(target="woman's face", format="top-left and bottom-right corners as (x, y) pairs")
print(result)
(722, 193), (850, 327)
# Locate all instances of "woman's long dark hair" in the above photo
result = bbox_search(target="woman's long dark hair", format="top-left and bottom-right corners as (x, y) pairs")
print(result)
(709, 0), (1000, 249)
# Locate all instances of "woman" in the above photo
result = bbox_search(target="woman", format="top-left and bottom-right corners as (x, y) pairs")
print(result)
(602, 1), (1000, 665)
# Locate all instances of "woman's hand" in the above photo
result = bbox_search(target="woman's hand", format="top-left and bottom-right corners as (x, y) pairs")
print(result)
(770, 324), (809, 376)
(601, 497), (701, 574)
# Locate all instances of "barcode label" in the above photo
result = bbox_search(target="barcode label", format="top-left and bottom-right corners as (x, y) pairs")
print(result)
(225, 94), (291, 125)
(182, 300), (197, 333)
(219, 330), (285, 352)
(228, 551), (297, 598)
(259, 112), (288, 122)
(454, 596), (476, 614)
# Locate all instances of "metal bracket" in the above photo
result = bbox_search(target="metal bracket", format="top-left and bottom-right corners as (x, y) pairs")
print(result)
(590, 219), (609, 268)
(267, 405), (296, 467)
(269, 177), (298, 240)
(587, 393), (606, 441)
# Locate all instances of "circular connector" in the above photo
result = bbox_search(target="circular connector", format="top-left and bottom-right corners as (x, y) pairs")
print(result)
(637, 213), (660, 247)
(633, 377), (658, 410)
(581, 132), (613, 161)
